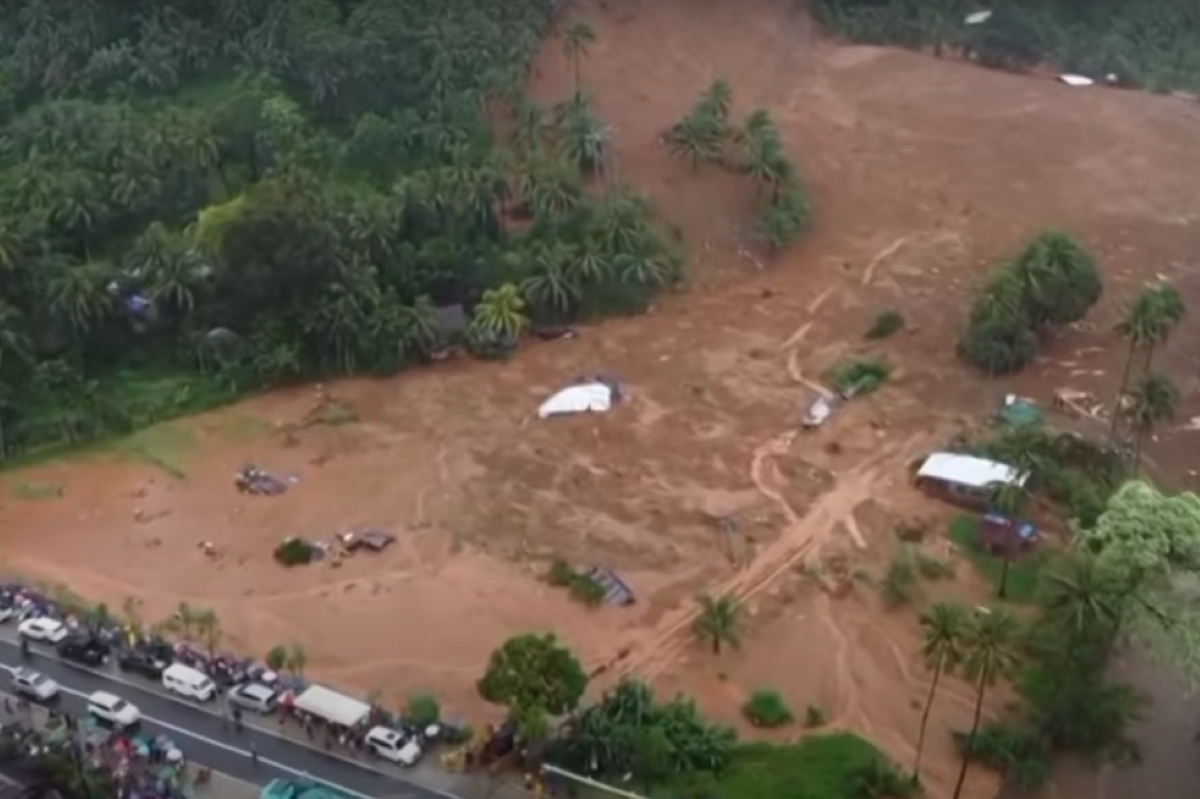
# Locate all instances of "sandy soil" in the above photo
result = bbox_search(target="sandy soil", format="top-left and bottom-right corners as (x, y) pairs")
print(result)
(4, 1), (1200, 797)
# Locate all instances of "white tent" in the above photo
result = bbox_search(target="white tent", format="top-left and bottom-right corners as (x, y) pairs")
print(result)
(293, 685), (371, 728)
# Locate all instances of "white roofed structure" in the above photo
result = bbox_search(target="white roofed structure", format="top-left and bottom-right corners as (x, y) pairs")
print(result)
(293, 685), (371, 728)
(916, 453), (1027, 490)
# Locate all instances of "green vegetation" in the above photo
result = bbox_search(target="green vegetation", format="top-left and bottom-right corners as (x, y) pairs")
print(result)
(405, 692), (441, 726)
(477, 632), (588, 738)
(665, 83), (810, 249)
(545, 557), (607, 607)
(809, 0), (1200, 93)
(692, 593), (743, 654)
(881, 548), (918, 607)
(742, 688), (794, 728)
(10, 481), (66, 500)
(0, 0), (747, 463)
(803, 704), (827, 728)
(959, 230), (1102, 375)
(948, 515), (1048, 603)
(824, 357), (892, 395)
(865, 309), (904, 340)
(272, 537), (314, 567)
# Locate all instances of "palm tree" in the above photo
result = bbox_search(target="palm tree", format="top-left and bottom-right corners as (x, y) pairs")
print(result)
(471, 283), (528, 342)
(913, 602), (968, 781)
(986, 479), (1033, 599)
(614, 251), (672, 287)
(1112, 283), (1184, 439)
(1127, 372), (1180, 469)
(284, 643), (308, 678)
(1037, 553), (1125, 668)
(521, 245), (579, 319)
(0, 301), (31, 373)
(692, 593), (742, 654)
(952, 608), (1021, 799)
(170, 602), (200, 640)
(121, 597), (145, 638)
(562, 22), (597, 89)
(698, 79), (733, 123)
(665, 111), (723, 169)
(44, 261), (114, 332)
(265, 645), (288, 673)
(194, 608), (222, 655)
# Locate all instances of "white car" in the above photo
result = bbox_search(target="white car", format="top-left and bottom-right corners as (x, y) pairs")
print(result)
(11, 668), (59, 701)
(18, 617), (67, 643)
(86, 691), (140, 727)
(365, 726), (422, 766)
(0, 606), (15, 624)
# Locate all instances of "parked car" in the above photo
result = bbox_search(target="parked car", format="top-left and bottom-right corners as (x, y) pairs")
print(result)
(161, 663), (216, 702)
(86, 691), (140, 728)
(365, 726), (422, 766)
(18, 617), (68, 643)
(0, 605), (15, 624)
(10, 668), (59, 701)
(227, 682), (279, 714)
(117, 648), (170, 680)
(57, 635), (111, 667)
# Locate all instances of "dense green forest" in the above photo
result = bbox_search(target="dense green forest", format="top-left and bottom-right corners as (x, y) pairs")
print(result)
(812, 0), (1200, 92)
(0, 0), (698, 458)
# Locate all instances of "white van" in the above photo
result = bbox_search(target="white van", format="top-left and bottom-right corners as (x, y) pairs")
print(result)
(161, 663), (216, 702)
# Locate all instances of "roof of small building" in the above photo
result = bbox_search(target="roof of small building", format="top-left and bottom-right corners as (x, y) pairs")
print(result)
(916, 452), (1027, 490)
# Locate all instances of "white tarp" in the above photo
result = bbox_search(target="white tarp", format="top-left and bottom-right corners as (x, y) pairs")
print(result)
(538, 382), (614, 419)
(1058, 74), (1095, 87)
(293, 685), (371, 728)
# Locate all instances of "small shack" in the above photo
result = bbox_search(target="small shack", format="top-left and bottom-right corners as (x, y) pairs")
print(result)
(292, 685), (371, 730)
(914, 452), (1026, 508)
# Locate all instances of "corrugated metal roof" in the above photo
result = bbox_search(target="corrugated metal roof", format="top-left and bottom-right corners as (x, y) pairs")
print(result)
(916, 453), (1027, 490)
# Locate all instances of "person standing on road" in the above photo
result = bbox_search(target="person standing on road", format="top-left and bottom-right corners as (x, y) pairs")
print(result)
(249, 742), (258, 766)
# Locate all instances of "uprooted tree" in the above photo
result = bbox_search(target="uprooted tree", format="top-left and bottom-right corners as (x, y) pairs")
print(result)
(477, 632), (588, 737)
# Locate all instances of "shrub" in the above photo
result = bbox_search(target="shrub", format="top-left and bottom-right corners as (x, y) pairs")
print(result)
(568, 573), (607, 606)
(894, 522), (926, 543)
(953, 721), (1052, 791)
(405, 692), (441, 727)
(743, 688), (794, 728)
(914, 553), (955, 581)
(547, 557), (575, 587)
(1011, 230), (1102, 326)
(845, 755), (920, 799)
(804, 704), (826, 728)
(865, 310), (904, 340)
(825, 357), (891, 395)
(880, 549), (917, 607)
(273, 538), (313, 567)
(958, 313), (1038, 375)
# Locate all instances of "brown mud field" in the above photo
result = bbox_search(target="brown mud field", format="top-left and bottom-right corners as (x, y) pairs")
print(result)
(5, 1), (1200, 797)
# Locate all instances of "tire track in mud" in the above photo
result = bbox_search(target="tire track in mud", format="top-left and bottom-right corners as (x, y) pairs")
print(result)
(605, 284), (921, 683)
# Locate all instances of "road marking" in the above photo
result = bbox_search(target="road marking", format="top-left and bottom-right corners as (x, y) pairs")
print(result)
(0, 657), (465, 799)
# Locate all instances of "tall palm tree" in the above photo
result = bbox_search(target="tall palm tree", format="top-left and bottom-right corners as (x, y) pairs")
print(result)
(562, 22), (597, 90)
(1037, 553), (1125, 667)
(1127, 372), (1180, 470)
(1112, 283), (1184, 439)
(952, 608), (1021, 799)
(692, 593), (742, 654)
(44, 262), (114, 333)
(913, 602), (968, 781)
(986, 478), (1033, 599)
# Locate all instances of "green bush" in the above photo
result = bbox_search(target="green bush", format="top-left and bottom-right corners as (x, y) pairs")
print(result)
(914, 553), (955, 581)
(958, 313), (1038, 375)
(953, 721), (1052, 791)
(880, 549), (917, 607)
(825, 357), (892, 395)
(865, 310), (904, 340)
(742, 688), (794, 728)
(273, 538), (313, 567)
(405, 692), (441, 727)
(568, 573), (607, 606)
(804, 704), (827, 728)
(947, 516), (1048, 603)
(547, 557), (575, 587)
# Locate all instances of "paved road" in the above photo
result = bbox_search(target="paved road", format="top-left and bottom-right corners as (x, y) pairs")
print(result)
(0, 638), (458, 799)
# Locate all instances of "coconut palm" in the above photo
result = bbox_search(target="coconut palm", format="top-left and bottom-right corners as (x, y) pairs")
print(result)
(1127, 372), (1180, 470)
(1011, 230), (1101, 327)
(665, 111), (724, 169)
(170, 602), (200, 640)
(1036, 553), (1125, 667)
(986, 478), (1033, 599)
(562, 22), (597, 89)
(952, 608), (1021, 799)
(44, 261), (114, 332)
(194, 608), (222, 655)
(1112, 283), (1184, 439)
(692, 593), (742, 654)
(913, 602), (967, 781)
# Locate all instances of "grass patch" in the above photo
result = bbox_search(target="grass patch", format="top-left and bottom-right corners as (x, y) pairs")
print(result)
(881, 548), (918, 607)
(9, 481), (67, 500)
(914, 552), (956, 581)
(865, 310), (904, 340)
(219, 415), (273, 441)
(110, 424), (198, 480)
(948, 515), (1049, 603)
(697, 734), (909, 799)
(742, 688), (794, 729)
(824, 357), (892, 395)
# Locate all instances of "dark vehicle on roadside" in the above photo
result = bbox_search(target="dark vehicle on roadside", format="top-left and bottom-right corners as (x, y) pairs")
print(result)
(57, 635), (111, 667)
(117, 648), (170, 679)
(343, 529), (396, 553)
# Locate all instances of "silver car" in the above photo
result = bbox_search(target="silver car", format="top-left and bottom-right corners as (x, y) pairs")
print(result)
(227, 682), (278, 714)
(11, 668), (59, 701)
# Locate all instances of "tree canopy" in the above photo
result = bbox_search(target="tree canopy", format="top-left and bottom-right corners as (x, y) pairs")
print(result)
(477, 632), (588, 720)
(0, 0), (686, 457)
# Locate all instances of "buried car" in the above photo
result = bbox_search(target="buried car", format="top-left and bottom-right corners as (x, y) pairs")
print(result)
(342, 529), (396, 553)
